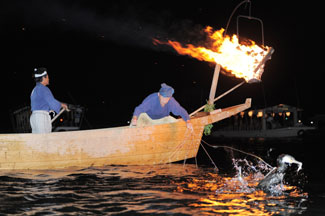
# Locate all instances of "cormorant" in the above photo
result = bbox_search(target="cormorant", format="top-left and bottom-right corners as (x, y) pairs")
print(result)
(257, 154), (302, 193)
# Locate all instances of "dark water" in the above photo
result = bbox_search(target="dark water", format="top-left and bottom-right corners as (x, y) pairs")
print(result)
(0, 134), (324, 215)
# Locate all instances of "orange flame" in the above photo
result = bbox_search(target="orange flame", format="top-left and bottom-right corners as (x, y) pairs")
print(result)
(154, 27), (270, 82)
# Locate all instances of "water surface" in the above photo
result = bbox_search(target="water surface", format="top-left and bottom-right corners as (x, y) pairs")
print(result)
(0, 161), (309, 215)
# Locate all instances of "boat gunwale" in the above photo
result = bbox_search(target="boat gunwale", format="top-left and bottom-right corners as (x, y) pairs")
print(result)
(2, 98), (251, 137)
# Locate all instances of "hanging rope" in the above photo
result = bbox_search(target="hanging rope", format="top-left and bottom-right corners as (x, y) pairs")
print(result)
(182, 132), (194, 166)
(201, 139), (273, 169)
(164, 128), (193, 164)
(200, 142), (219, 170)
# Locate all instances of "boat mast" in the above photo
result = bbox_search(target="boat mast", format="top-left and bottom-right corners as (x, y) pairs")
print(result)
(208, 64), (221, 105)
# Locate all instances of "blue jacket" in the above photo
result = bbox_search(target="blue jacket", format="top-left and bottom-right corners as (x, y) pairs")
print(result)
(133, 93), (190, 121)
(31, 83), (61, 113)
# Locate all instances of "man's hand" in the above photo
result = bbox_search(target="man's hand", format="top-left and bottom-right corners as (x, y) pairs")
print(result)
(61, 103), (68, 110)
(131, 116), (137, 126)
(186, 120), (193, 133)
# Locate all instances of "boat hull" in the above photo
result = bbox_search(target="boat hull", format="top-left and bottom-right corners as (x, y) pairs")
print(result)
(0, 99), (251, 170)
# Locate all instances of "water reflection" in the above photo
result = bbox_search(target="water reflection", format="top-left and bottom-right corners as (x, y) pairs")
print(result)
(184, 175), (307, 215)
(0, 163), (307, 215)
(173, 161), (308, 215)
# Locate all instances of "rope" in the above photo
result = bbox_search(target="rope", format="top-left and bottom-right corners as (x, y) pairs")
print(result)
(200, 142), (219, 170)
(182, 132), (194, 166)
(194, 156), (198, 168)
(166, 128), (192, 164)
(156, 126), (195, 170)
(201, 139), (273, 169)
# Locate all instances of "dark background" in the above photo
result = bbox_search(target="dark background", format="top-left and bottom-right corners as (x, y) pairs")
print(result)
(1, 0), (324, 131)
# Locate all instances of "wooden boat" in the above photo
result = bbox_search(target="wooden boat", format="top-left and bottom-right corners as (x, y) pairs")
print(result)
(0, 98), (251, 170)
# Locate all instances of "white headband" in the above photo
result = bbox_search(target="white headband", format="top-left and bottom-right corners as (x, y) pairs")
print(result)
(35, 71), (47, 78)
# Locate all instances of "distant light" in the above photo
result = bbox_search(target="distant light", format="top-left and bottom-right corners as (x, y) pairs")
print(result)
(248, 110), (253, 117)
(310, 121), (314, 125)
(298, 120), (301, 123)
(60, 118), (63, 122)
(285, 112), (291, 117)
(257, 111), (263, 118)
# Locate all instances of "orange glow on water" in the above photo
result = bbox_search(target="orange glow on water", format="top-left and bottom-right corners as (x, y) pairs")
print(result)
(174, 173), (307, 215)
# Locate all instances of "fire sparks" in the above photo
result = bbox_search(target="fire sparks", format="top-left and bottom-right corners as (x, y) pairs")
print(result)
(154, 27), (272, 82)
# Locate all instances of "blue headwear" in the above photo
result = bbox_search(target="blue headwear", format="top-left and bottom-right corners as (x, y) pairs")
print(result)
(159, 83), (174, 97)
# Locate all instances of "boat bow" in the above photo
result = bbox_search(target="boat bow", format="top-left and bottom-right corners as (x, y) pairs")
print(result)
(191, 98), (251, 126)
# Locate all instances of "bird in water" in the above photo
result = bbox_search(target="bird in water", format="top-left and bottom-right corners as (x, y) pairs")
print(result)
(257, 154), (302, 193)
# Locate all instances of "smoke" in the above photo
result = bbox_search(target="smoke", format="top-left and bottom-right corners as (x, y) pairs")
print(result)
(7, 0), (208, 52)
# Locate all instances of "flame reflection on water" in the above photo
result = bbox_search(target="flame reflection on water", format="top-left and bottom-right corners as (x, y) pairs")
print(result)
(0, 164), (307, 215)
(174, 171), (307, 215)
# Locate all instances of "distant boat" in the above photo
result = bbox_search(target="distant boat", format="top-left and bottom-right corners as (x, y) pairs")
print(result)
(212, 104), (315, 139)
(0, 99), (251, 170)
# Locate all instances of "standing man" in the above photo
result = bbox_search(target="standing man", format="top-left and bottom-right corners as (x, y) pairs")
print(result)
(30, 67), (68, 133)
(131, 83), (193, 132)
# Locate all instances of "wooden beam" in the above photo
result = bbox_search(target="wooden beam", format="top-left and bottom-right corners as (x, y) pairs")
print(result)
(208, 64), (220, 104)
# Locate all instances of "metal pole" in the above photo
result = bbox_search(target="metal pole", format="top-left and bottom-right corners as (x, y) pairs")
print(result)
(253, 47), (274, 74)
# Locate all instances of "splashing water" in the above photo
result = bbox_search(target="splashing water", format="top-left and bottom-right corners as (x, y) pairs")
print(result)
(215, 156), (306, 197)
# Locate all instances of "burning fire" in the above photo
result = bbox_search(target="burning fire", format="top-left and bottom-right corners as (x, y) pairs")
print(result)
(154, 27), (271, 82)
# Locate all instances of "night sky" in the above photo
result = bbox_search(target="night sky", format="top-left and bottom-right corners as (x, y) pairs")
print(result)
(1, 0), (324, 132)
